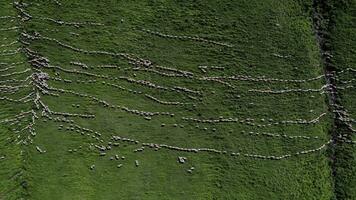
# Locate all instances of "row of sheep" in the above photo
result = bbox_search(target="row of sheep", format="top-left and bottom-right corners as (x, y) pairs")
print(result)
(0, 47), (20, 57)
(181, 113), (327, 126)
(132, 67), (190, 78)
(141, 28), (233, 48)
(13, 1), (32, 21)
(48, 86), (174, 119)
(0, 68), (31, 78)
(198, 66), (225, 73)
(50, 71), (196, 105)
(45, 61), (355, 100)
(24, 31), (277, 97)
(37, 17), (103, 27)
(144, 94), (190, 106)
(137, 140), (332, 160)
(44, 63), (201, 99)
(0, 40), (18, 48)
(248, 84), (335, 95)
(240, 131), (320, 140)
(23, 30), (354, 103)
(0, 110), (33, 124)
(205, 74), (325, 83)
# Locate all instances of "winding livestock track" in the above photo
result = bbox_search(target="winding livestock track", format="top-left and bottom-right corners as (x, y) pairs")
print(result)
(0, 0), (355, 199)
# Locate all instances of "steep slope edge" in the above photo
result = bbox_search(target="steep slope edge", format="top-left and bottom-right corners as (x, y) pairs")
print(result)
(312, 0), (356, 199)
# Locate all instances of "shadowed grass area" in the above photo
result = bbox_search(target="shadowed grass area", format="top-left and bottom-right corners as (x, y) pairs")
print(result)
(325, 0), (356, 199)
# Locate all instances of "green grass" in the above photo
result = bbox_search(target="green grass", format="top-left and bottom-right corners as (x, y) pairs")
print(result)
(1, 0), (354, 199)
(0, 1), (31, 199)
(326, 0), (356, 199)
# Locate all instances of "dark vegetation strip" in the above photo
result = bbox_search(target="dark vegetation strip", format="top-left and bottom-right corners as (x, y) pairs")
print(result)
(311, 0), (356, 199)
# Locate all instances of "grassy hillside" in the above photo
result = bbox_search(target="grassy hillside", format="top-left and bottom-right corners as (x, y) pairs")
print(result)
(0, 0), (354, 199)
(0, 1), (30, 199)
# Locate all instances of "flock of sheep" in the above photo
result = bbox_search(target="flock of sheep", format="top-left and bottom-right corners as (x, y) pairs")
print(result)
(1, 1), (355, 173)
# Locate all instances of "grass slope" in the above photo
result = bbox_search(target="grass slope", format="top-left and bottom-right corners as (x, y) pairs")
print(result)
(0, 1), (31, 199)
(2, 0), (353, 199)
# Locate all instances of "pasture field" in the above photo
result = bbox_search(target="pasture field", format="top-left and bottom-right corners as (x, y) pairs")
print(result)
(0, 0), (354, 199)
